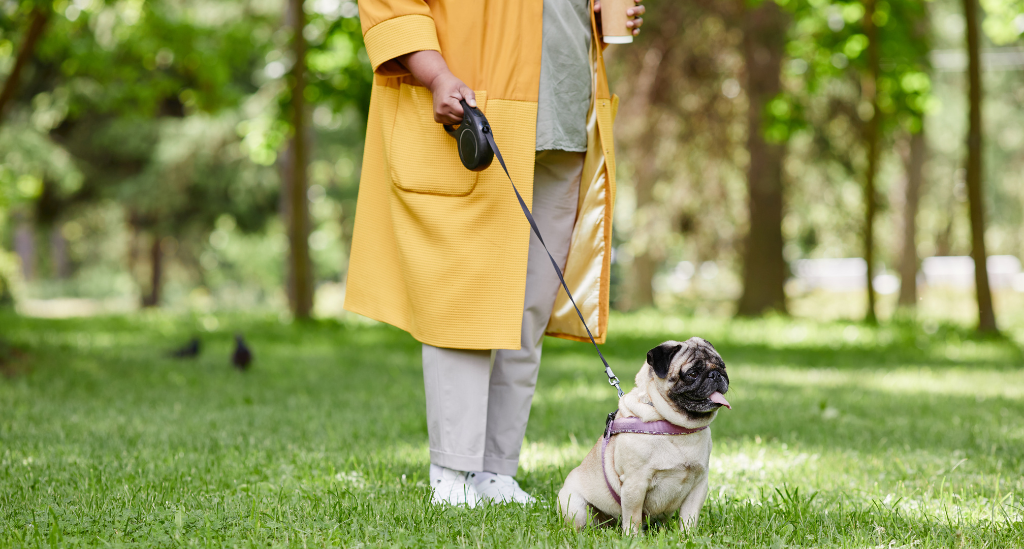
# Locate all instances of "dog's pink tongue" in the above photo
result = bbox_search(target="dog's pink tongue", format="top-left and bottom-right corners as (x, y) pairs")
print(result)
(709, 392), (731, 409)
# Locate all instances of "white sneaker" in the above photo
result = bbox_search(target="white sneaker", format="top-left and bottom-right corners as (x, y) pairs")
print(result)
(468, 471), (536, 504)
(429, 464), (478, 507)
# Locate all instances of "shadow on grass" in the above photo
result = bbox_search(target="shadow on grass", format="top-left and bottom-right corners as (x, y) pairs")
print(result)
(0, 337), (31, 379)
(529, 357), (1024, 463)
(5, 312), (1022, 464)
(3, 310), (1020, 371)
(547, 331), (1024, 372)
(529, 383), (1024, 466)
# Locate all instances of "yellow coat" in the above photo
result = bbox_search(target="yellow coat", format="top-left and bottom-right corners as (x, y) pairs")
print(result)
(344, 0), (619, 350)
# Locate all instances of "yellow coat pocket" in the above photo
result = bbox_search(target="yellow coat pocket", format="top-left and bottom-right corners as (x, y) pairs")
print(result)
(388, 84), (488, 197)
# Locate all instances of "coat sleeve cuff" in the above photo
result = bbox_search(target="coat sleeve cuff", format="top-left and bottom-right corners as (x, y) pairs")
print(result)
(363, 14), (441, 77)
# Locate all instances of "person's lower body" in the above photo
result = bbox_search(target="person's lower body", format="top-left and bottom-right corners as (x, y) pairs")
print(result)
(422, 150), (584, 505)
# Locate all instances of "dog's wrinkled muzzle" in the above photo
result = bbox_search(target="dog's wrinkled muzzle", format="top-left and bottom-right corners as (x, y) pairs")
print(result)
(672, 368), (731, 413)
(706, 369), (731, 410)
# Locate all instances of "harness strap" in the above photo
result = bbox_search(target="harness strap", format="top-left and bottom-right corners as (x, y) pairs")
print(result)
(607, 416), (709, 436)
(483, 127), (623, 398)
(600, 433), (620, 505)
(599, 416), (708, 506)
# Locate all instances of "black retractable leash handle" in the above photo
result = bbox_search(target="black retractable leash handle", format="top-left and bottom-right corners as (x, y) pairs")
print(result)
(445, 99), (623, 399)
(443, 100), (494, 172)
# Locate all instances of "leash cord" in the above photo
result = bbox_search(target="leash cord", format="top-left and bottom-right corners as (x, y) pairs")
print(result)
(482, 125), (624, 399)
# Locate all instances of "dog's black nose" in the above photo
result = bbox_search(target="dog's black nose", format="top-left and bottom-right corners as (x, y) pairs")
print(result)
(707, 370), (721, 380)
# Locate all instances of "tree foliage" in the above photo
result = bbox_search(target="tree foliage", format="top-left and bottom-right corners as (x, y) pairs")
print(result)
(772, 0), (933, 140)
(1, 0), (371, 305)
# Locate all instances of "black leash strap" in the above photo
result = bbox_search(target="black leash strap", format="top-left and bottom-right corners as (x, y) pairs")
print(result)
(481, 125), (624, 398)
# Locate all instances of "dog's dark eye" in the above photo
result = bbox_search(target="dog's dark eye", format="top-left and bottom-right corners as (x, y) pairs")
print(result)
(685, 370), (699, 380)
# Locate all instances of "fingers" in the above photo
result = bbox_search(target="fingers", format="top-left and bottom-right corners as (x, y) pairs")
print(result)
(436, 97), (463, 125)
(430, 72), (475, 125)
(449, 95), (465, 123)
(593, 0), (600, 13)
(433, 94), (462, 125)
(627, 3), (644, 35)
(460, 86), (477, 109)
(441, 86), (474, 124)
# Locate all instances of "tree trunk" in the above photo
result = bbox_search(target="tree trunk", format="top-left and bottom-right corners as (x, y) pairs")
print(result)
(286, 0), (313, 319)
(50, 224), (70, 279)
(0, 8), (49, 126)
(127, 219), (140, 282)
(618, 46), (665, 310)
(736, 1), (788, 316)
(625, 126), (659, 309)
(962, 0), (998, 333)
(935, 200), (956, 257)
(629, 127), (660, 310)
(141, 234), (162, 308)
(897, 129), (925, 308)
(861, 0), (881, 324)
(13, 211), (35, 281)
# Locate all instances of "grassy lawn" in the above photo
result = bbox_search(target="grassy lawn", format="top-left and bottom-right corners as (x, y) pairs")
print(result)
(1, 309), (1023, 547)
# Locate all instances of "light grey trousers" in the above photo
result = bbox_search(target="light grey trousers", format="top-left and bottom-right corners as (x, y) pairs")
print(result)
(422, 150), (584, 476)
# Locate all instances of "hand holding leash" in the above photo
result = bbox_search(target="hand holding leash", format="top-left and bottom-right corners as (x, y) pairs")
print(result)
(396, 50), (476, 125)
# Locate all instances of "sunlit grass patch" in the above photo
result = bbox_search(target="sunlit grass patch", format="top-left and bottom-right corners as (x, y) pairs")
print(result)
(737, 364), (1024, 399)
(1, 309), (1022, 547)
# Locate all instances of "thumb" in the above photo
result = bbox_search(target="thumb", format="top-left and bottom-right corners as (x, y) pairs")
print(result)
(460, 86), (477, 109)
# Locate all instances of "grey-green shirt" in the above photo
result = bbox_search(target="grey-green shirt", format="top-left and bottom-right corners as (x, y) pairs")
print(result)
(536, 0), (593, 152)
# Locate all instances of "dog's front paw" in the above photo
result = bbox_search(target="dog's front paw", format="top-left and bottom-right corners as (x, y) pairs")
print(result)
(622, 518), (644, 536)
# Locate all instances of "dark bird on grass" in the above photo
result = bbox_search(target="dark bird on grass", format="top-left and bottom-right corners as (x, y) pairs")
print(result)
(169, 337), (201, 359)
(232, 334), (252, 371)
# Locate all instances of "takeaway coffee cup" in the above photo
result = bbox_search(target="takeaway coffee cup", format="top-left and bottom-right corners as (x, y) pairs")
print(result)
(601, 0), (634, 44)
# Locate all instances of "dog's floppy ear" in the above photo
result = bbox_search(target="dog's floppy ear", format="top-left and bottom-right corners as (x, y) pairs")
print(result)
(647, 343), (682, 379)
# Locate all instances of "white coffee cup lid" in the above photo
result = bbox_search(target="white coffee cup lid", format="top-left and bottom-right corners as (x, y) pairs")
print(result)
(603, 35), (633, 44)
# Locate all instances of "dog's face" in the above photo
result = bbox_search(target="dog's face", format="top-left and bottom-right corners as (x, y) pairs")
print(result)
(647, 337), (730, 419)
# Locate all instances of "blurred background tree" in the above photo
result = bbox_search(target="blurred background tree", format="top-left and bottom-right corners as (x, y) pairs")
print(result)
(1, 0), (1022, 330)
(1, 0), (369, 315)
(962, 0), (997, 332)
(779, 0), (932, 323)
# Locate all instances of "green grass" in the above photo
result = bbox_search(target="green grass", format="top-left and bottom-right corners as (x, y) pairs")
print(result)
(1, 309), (1023, 547)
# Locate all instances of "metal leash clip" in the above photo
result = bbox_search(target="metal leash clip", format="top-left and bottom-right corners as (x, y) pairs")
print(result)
(606, 368), (623, 398)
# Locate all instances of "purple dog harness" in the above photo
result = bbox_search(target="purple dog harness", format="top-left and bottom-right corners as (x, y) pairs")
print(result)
(600, 416), (708, 505)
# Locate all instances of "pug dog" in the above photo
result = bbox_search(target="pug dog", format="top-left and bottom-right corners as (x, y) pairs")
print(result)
(558, 337), (730, 534)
